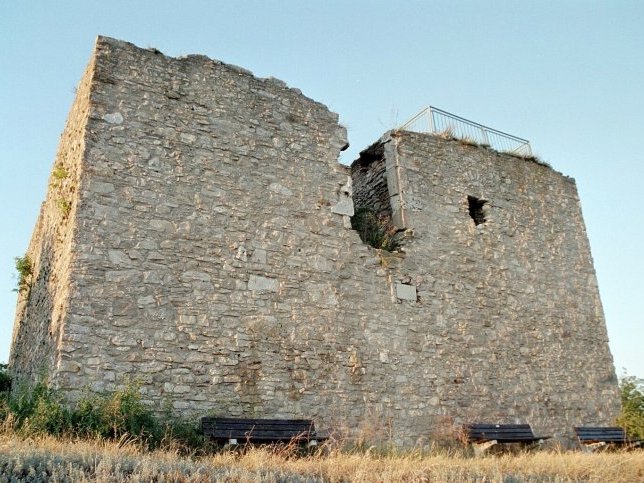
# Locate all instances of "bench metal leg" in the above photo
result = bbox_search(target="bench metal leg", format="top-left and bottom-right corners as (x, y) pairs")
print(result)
(307, 440), (318, 448)
(582, 442), (606, 453)
(473, 440), (497, 456)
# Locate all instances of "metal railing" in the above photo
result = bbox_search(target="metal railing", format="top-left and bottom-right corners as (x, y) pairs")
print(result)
(398, 106), (532, 156)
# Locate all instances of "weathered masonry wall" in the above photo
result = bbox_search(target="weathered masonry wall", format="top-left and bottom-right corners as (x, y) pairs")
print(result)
(350, 131), (621, 439)
(351, 143), (391, 219)
(10, 36), (620, 447)
(10, 55), (95, 384)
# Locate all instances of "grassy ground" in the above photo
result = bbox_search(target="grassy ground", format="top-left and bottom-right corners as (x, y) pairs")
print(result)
(0, 434), (643, 482)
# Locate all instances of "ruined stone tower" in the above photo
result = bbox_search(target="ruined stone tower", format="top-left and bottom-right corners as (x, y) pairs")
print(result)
(10, 36), (620, 446)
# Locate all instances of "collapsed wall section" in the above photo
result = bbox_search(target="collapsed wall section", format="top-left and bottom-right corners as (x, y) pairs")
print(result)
(352, 142), (390, 218)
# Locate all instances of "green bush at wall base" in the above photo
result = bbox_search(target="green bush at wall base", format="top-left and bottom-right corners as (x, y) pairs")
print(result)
(617, 375), (644, 439)
(0, 364), (10, 393)
(0, 364), (10, 423)
(0, 377), (202, 452)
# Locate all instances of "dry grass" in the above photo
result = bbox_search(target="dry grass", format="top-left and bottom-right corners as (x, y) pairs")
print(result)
(0, 433), (643, 482)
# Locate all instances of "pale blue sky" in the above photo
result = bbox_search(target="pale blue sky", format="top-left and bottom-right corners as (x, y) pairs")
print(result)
(1, 1), (642, 377)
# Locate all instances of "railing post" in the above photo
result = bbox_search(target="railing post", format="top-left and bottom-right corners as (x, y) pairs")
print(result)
(428, 107), (435, 133)
(481, 127), (490, 146)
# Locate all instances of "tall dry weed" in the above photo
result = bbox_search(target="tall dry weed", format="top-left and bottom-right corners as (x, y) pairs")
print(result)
(1, 433), (642, 482)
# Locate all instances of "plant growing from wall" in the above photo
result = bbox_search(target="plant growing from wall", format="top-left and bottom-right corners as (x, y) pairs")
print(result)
(351, 208), (400, 252)
(50, 164), (69, 190)
(57, 198), (72, 218)
(52, 164), (68, 181)
(14, 255), (33, 293)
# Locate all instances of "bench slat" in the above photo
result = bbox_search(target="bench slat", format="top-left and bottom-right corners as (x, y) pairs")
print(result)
(201, 417), (324, 443)
(466, 423), (550, 443)
(203, 422), (314, 430)
(203, 419), (313, 426)
(573, 426), (634, 444)
(209, 431), (315, 439)
(206, 428), (316, 435)
(202, 418), (314, 426)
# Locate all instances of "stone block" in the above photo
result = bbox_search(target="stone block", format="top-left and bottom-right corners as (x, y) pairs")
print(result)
(331, 196), (354, 216)
(251, 248), (267, 264)
(248, 275), (278, 292)
(103, 112), (123, 124)
(395, 282), (417, 301)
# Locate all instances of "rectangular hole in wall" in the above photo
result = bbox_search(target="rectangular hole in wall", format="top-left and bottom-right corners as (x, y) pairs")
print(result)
(467, 195), (487, 225)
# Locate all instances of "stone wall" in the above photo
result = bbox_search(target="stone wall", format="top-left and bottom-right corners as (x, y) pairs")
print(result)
(351, 142), (390, 218)
(10, 54), (95, 384)
(349, 131), (621, 443)
(9, 36), (620, 447)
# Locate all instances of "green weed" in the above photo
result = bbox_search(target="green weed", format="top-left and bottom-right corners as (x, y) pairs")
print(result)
(1, 374), (203, 451)
(351, 208), (400, 251)
(617, 375), (644, 439)
(52, 165), (68, 181)
(56, 198), (71, 217)
(13, 255), (33, 293)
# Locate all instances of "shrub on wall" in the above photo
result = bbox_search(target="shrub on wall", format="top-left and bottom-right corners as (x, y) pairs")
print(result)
(351, 208), (399, 251)
(14, 256), (33, 293)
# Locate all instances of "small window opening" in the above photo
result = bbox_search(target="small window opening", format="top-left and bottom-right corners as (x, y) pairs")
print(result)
(467, 195), (487, 225)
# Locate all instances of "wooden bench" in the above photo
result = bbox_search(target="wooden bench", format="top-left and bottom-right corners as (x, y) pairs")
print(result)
(201, 417), (327, 447)
(574, 426), (644, 452)
(465, 423), (551, 455)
